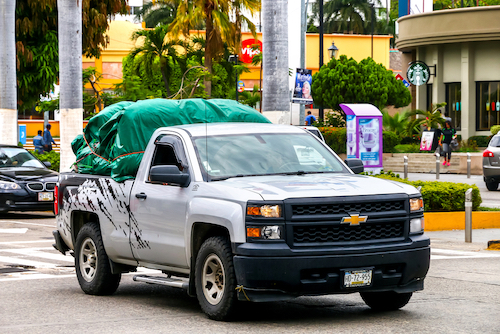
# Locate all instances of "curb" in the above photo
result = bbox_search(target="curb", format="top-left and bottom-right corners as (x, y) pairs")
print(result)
(487, 240), (500, 251)
(424, 212), (500, 231)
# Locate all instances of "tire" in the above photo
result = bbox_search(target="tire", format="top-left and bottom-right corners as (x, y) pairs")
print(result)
(74, 223), (121, 295)
(486, 181), (499, 191)
(195, 236), (237, 321)
(360, 291), (413, 311)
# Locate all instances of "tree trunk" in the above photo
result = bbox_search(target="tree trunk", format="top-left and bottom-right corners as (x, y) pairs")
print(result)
(204, 15), (213, 97)
(262, 0), (289, 124)
(160, 58), (171, 96)
(58, 0), (83, 172)
(0, 1), (18, 145)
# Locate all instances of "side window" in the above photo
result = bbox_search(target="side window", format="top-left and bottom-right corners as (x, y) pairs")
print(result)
(148, 135), (189, 183)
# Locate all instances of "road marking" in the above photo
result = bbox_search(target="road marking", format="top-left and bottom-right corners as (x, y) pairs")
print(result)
(0, 240), (53, 245)
(0, 228), (28, 234)
(0, 255), (61, 269)
(0, 221), (55, 228)
(431, 248), (500, 260)
(0, 247), (73, 263)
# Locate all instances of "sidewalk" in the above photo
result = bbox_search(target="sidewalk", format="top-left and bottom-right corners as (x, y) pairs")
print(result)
(426, 229), (500, 251)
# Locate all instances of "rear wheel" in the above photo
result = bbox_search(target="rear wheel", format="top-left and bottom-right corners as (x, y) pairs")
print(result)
(75, 223), (121, 295)
(486, 181), (499, 191)
(195, 236), (237, 321)
(360, 291), (413, 311)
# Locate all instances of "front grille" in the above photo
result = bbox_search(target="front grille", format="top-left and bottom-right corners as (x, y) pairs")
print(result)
(27, 182), (44, 191)
(45, 182), (56, 191)
(293, 221), (404, 244)
(292, 200), (405, 216)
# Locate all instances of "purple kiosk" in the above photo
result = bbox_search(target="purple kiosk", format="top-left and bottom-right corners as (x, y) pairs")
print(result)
(340, 103), (383, 174)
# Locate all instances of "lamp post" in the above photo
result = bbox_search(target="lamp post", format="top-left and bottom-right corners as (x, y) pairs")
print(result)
(229, 54), (239, 101)
(328, 42), (339, 59)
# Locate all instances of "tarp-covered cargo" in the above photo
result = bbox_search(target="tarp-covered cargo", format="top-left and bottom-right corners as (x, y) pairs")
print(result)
(72, 98), (271, 181)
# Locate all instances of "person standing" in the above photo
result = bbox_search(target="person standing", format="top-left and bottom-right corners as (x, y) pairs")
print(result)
(43, 124), (57, 152)
(33, 130), (45, 154)
(305, 111), (316, 125)
(439, 121), (456, 167)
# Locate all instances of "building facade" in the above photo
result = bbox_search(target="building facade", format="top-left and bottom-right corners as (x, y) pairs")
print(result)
(396, 6), (500, 139)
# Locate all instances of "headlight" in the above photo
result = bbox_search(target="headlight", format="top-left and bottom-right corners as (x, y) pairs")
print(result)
(410, 197), (424, 211)
(247, 204), (282, 218)
(410, 217), (425, 233)
(247, 226), (282, 240)
(0, 181), (19, 190)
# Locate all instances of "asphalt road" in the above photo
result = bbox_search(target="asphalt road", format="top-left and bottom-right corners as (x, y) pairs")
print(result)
(1, 212), (499, 333)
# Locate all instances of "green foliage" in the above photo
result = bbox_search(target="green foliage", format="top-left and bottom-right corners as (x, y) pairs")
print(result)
(32, 150), (60, 172)
(382, 131), (401, 153)
(406, 102), (447, 135)
(135, 0), (177, 28)
(373, 174), (482, 212)
(319, 127), (347, 154)
(491, 125), (500, 135)
(311, 55), (411, 110)
(467, 136), (491, 148)
(316, 111), (346, 128)
(393, 144), (422, 153)
(456, 139), (479, 152)
(237, 86), (261, 108)
(382, 110), (410, 136)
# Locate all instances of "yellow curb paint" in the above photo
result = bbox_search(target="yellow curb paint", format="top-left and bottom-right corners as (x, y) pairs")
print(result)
(424, 212), (500, 231)
(488, 244), (500, 251)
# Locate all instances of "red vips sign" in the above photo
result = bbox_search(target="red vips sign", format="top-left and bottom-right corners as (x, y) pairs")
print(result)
(240, 39), (262, 64)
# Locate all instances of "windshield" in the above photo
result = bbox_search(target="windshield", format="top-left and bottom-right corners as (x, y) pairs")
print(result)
(193, 133), (349, 180)
(0, 147), (45, 168)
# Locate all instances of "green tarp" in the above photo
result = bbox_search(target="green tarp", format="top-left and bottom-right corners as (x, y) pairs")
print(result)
(72, 99), (271, 182)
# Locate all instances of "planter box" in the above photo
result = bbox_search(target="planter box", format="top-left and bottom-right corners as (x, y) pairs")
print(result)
(424, 211), (500, 231)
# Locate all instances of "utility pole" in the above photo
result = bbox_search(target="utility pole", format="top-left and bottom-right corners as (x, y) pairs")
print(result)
(300, 0), (307, 125)
(319, 0), (324, 121)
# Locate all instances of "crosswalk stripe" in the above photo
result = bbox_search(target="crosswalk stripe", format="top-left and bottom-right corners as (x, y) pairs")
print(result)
(0, 255), (60, 269)
(0, 221), (55, 228)
(0, 228), (28, 234)
(0, 247), (73, 263)
(0, 240), (53, 245)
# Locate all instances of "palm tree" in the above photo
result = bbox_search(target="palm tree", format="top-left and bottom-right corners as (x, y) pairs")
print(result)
(382, 110), (410, 136)
(130, 25), (184, 97)
(135, 1), (178, 28)
(231, 0), (260, 54)
(406, 102), (447, 137)
(0, 0), (17, 145)
(311, 0), (376, 34)
(58, 0), (83, 171)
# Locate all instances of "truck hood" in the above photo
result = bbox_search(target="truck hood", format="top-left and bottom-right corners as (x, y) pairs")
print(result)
(216, 173), (419, 200)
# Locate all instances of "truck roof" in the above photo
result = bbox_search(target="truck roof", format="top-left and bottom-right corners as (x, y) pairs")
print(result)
(166, 122), (307, 137)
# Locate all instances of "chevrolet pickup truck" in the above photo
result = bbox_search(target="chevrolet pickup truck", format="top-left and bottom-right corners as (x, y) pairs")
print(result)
(53, 123), (430, 320)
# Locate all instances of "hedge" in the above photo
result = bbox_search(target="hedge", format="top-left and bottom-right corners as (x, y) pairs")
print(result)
(32, 150), (60, 172)
(468, 135), (491, 147)
(491, 125), (500, 135)
(372, 173), (482, 212)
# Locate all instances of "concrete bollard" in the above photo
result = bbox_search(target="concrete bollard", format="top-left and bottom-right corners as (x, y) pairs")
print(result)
(465, 188), (473, 243)
(404, 156), (408, 179)
(467, 153), (471, 178)
(435, 153), (440, 180)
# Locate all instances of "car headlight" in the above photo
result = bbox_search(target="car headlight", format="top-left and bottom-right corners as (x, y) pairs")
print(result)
(246, 226), (282, 240)
(0, 181), (20, 190)
(246, 204), (282, 218)
(410, 197), (424, 211)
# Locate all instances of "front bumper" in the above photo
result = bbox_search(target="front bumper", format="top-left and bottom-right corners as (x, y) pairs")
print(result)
(0, 193), (54, 212)
(233, 236), (430, 302)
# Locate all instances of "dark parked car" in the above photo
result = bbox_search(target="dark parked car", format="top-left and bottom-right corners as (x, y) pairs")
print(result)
(0, 145), (58, 213)
(483, 134), (500, 191)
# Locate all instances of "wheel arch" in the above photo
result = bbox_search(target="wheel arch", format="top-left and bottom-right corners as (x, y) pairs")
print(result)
(71, 210), (100, 246)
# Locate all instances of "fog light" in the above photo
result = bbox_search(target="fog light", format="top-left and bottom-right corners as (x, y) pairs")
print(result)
(410, 218), (424, 233)
(262, 226), (281, 239)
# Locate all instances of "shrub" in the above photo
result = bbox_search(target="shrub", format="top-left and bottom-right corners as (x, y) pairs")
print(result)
(319, 127), (346, 154)
(32, 150), (60, 172)
(456, 139), (479, 152)
(400, 136), (420, 145)
(393, 144), (421, 153)
(372, 173), (482, 211)
(468, 135), (491, 147)
(491, 125), (500, 135)
(382, 131), (401, 153)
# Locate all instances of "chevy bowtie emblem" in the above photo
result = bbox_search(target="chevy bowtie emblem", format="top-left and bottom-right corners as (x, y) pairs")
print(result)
(341, 214), (368, 226)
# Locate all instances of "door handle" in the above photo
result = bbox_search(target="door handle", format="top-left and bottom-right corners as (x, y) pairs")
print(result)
(135, 192), (147, 200)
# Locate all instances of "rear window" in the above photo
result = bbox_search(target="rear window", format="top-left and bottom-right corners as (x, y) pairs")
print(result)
(489, 136), (500, 147)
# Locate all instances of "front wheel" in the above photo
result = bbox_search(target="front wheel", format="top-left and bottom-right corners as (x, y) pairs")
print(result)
(195, 236), (237, 321)
(74, 223), (121, 295)
(486, 181), (499, 191)
(360, 291), (413, 311)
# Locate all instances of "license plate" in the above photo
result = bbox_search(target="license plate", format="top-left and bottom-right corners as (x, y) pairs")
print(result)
(38, 192), (54, 201)
(344, 269), (373, 288)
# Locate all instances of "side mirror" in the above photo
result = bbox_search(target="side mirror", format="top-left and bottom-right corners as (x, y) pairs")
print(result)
(149, 165), (191, 187)
(344, 159), (364, 174)
(43, 161), (51, 168)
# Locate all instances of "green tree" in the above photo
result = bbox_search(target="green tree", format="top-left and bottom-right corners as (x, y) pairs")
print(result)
(382, 110), (410, 136)
(15, 0), (128, 112)
(311, 55), (412, 110)
(135, 0), (178, 28)
(406, 102), (447, 136)
(130, 25), (184, 96)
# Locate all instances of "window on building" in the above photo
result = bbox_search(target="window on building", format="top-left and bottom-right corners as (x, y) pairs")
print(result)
(477, 81), (500, 131)
(445, 83), (461, 130)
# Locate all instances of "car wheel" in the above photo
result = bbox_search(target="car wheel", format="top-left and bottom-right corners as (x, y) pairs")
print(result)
(195, 236), (237, 321)
(360, 291), (413, 311)
(75, 223), (121, 295)
(485, 181), (499, 191)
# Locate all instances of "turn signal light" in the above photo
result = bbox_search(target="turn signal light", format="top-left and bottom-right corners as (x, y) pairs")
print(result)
(483, 150), (494, 158)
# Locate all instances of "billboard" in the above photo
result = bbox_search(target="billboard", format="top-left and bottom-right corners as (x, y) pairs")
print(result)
(292, 68), (313, 104)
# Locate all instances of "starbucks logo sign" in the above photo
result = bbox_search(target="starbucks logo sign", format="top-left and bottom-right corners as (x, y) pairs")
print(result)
(407, 61), (430, 86)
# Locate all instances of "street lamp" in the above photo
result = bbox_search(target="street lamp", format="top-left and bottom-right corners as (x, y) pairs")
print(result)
(229, 54), (239, 101)
(328, 42), (339, 59)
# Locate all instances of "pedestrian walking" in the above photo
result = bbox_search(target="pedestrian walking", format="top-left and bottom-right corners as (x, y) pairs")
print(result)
(43, 124), (57, 152)
(305, 111), (316, 125)
(439, 121), (457, 167)
(32, 130), (45, 154)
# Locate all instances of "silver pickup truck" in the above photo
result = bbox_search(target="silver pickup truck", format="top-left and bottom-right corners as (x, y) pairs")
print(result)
(53, 123), (430, 320)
